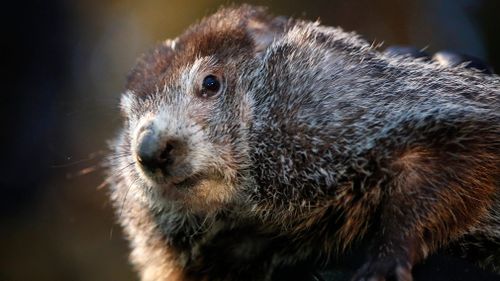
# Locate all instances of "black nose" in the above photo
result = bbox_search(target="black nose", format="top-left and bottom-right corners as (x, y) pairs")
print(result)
(136, 130), (176, 172)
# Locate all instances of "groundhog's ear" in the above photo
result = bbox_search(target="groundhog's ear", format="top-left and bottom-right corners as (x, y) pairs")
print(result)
(126, 40), (176, 94)
(245, 15), (288, 56)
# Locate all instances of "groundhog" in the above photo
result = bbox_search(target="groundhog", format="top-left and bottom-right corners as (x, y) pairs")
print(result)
(106, 5), (500, 281)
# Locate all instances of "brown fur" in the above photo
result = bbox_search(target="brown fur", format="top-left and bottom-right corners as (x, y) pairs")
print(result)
(108, 5), (500, 281)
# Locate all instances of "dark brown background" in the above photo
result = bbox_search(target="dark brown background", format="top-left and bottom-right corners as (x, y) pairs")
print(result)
(1, 0), (499, 280)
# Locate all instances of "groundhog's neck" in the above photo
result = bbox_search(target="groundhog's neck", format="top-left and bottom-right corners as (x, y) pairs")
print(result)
(248, 109), (357, 200)
(245, 65), (386, 209)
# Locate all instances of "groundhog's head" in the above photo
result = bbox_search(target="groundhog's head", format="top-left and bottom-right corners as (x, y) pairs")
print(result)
(116, 5), (286, 213)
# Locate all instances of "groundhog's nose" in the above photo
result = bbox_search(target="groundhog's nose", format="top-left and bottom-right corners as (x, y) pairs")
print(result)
(135, 130), (178, 173)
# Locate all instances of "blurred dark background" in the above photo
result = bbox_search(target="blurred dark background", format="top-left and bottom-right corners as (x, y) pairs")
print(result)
(1, 0), (499, 280)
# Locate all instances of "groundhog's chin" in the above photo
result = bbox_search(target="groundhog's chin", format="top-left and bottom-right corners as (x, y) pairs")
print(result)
(156, 177), (237, 214)
(135, 162), (239, 213)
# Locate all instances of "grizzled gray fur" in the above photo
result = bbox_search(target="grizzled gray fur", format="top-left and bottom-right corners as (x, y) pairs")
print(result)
(106, 5), (500, 281)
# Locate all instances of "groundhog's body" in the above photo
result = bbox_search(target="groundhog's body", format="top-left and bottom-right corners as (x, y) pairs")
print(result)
(107, 5), (500, 281)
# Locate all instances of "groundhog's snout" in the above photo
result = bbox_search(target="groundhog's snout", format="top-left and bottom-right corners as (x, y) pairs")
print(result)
(135, 128), (186, 177)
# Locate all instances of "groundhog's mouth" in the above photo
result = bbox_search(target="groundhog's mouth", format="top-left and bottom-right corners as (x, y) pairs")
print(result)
(157, 174), (203, 202)
(170, 169), (225, 190)
(171, 174), (202, 189)
(159, 172), (234, 212)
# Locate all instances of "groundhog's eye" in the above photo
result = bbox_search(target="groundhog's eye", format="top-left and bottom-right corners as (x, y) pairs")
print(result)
(199, 75), (221, 98)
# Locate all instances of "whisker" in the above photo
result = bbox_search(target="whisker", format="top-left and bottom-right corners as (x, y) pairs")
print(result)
(50, 150), (106, 168)
(105, 152), (135, 162)
(97, 177), (110, 190)
(109, 164), (138, 240)
(66, 165), (98, 179)
(116, 161), (137, 176)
